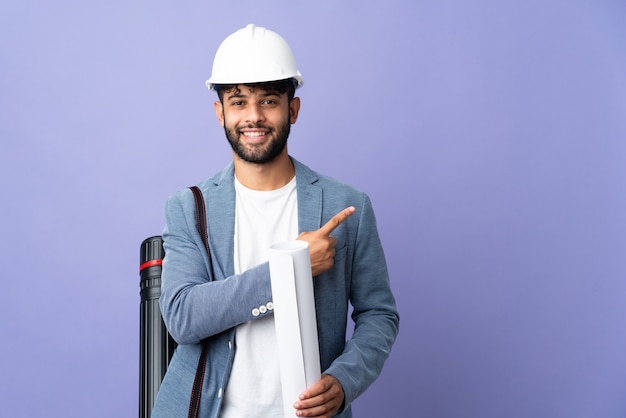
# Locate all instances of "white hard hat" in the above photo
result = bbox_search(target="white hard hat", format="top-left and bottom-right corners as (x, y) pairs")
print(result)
(206, 24), (304, 90)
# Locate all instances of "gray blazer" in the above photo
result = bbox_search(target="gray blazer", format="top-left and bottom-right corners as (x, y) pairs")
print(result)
(152, 157), (399, 418)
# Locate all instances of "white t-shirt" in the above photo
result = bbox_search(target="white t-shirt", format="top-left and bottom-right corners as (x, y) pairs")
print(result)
(220, 175), (298, 417)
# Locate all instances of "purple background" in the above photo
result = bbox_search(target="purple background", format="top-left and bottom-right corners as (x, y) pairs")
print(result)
(2, 1), (626, 417)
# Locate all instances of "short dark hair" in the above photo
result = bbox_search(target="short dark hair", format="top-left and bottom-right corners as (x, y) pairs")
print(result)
(215, 78), (297, 103)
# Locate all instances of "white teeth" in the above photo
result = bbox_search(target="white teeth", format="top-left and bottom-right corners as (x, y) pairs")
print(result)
(243, 131), (266, 138)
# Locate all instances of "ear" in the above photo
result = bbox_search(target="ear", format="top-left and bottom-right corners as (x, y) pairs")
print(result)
(214, 101), (225, 127)
(289, 97), (301, 124)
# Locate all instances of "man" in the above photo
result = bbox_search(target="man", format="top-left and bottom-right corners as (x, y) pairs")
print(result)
(152, 24), (399, 418)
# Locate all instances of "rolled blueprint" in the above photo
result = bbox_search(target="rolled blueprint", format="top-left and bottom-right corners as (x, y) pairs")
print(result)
(268, 240), (321, 417)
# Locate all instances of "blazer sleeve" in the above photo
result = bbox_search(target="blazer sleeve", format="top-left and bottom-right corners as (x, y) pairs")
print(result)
(325, 192), (400, 407)
(159, 190), (274, 345)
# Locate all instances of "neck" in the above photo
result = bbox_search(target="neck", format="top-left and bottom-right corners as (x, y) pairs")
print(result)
(233, 151), (295, 191)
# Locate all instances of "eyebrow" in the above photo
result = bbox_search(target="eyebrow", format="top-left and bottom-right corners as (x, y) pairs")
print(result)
(226, 90), (281, 101)
(226, 92), (245, 101)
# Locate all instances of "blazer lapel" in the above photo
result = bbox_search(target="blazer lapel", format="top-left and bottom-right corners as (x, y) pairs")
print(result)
(294, 158), (322, 234)
(206, 163), (236, 280)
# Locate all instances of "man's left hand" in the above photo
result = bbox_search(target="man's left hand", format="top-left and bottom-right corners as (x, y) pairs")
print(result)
(293, 374), (345, 417)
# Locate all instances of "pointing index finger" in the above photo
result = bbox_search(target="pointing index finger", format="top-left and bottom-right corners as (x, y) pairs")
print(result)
(318, 206), (356, 236)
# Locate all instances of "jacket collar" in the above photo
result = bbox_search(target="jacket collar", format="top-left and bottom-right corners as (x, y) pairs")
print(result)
(205, 157), (323, 278)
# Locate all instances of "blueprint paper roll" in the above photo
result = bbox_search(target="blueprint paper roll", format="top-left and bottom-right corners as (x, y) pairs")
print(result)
(268, 240), (321, 417)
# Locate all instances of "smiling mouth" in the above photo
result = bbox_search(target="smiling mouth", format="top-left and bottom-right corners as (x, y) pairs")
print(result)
(242, 131), (268, 138)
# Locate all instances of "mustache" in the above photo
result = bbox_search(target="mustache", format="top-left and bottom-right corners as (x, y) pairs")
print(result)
(240, 123), (272, 130)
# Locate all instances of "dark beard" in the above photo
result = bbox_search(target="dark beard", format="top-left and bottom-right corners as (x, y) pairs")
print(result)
(224, 120), (290, 164)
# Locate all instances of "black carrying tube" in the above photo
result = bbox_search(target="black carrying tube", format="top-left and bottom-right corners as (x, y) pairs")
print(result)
(139, 236), (177, 418)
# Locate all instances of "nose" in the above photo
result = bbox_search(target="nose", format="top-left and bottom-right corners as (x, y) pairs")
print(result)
(245, 102), (265, 124)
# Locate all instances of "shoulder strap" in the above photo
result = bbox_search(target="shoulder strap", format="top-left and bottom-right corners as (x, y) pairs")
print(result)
(189, 186), (215, 279)
(187, 186), (212, 418)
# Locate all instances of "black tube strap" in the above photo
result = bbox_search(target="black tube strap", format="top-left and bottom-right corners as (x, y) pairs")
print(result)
(187, 186), (213, 418)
